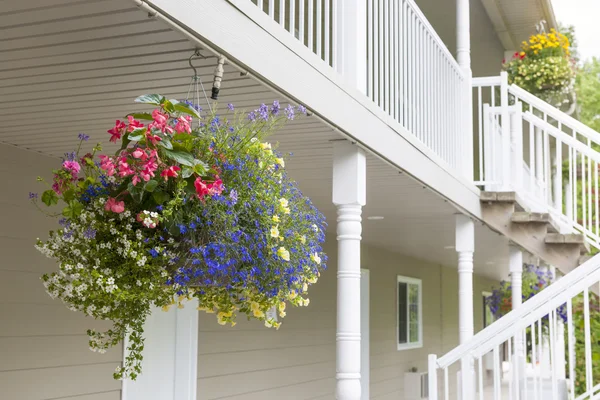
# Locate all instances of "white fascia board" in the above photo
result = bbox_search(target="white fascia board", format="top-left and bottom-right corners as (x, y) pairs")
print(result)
(139, 0), (482, 219)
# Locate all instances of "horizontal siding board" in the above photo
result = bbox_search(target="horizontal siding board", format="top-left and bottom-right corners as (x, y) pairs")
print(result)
(0, 336), (121, 372)
(0, 363), (121, 400)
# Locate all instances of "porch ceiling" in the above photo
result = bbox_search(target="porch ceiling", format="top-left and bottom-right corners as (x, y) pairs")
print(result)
(481, 0), (558, 50)
(0, 0), (510, 280)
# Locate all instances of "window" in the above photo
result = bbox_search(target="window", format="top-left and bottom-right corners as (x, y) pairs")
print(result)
(397, 276), (422, 350)
(482, 291), (495, 328)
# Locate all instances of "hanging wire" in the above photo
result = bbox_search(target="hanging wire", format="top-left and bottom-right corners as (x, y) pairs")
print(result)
(186, 50), (213, 117)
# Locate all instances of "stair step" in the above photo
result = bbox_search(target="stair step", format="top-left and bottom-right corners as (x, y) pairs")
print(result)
(511, 212), (549, 223)
(545, 233), (585, 244)
(546, 233), (590, 255)
(481, 191), (516, 203)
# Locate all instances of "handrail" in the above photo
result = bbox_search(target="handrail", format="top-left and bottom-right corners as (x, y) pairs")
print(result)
(404, 0), (465, 79)
(509, 84), (600, 145)
(523, 111), (600, 164)
(437, 252), (600, 368)
(472, 76), (502, 87)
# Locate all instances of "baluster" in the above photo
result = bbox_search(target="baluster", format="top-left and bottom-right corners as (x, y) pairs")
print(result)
(366, 0), (373, 97)
(378, 0), (384, 108)
(554, 138), (563, 212)
(588, 139), (593, 233)
(444, 367), (449, 400)
(384, 0), (390, 115)
(289, 0), (296, 40)
(538, 320), (543, 399)
(550, 310), (558, 400)
(494, 345), (501, 400)
(508, 338), (514, 400)
(298, 0), (305, 44)
(307, 0), (313, 51)
(323, 0), (329, 64)
(478, 356), (484, 400)
(567, 298), (576, 400)
(595, 160), (599, 239)
(258, 0), (263, 11)
(531, 323), (538, 400)
(268, 0), (274, 17)
(584, 288), (593, 394)
(315, 0), (321, 58)
(401, 0), (407, 126)
(530, 114), (535, 195)
(583, 153), (587, 233)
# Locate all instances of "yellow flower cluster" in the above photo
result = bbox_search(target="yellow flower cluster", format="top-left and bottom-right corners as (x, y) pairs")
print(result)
(522, 29), (570, 56)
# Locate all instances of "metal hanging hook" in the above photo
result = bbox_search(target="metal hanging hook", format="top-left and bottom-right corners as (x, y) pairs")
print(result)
(188, 49), (206, 79)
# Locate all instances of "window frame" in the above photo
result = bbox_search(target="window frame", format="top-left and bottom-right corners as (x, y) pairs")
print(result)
(396, 275), (423, 351)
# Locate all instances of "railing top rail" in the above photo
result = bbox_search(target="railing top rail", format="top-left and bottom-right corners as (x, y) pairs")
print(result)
(436, 253), (600, 369)
(404, 0), (465, 80)
(472, 76), (502, 87)
(523, 112), (600, 164)
(509, 84), (600, 145)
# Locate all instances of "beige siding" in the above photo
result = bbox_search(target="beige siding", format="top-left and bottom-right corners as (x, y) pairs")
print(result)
(0, 145), (122, 400)
(197, 240), (497, 399)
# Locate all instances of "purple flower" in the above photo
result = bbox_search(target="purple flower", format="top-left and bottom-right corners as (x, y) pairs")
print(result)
(83, 227), (96, 240)
(271, 100), (280, 116)
(247, 111), (257, 121)
(78, 133), (90, 141)
(28, 192), (38, 200)
(63, 152), (76, 161)
(229, 189), (238, 205)
(227, 103), (235, 111)
(284, 104), (295, 120)
(297, 105), (307, 115)
(258, 103), (269, 121)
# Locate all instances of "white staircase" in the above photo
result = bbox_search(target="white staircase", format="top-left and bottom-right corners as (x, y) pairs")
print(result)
(427, 75), (600, 400)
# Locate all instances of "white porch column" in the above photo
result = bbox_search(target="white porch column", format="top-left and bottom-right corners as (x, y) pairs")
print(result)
(122, 297), (199, 400)
(456, 214), (474, 400)
(333, 141), (366, 400)
(509, 245), (524, 395)
(457, 0), (474, 180)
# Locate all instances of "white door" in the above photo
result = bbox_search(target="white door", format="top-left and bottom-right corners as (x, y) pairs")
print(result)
(361, 269), (370, 400)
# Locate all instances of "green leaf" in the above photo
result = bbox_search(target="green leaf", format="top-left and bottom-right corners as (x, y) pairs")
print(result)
(62, 200), (84, 219)
(162, 99), (175, 113)
(158, 137), (173, 150)
(41, 190), (59, 206)
(152, 191), (170, 205)
(171, 99), (201, 118)
(128, 127), (147, 142)
(62, 189), (75, 203)
(144, 180), (159, 192)
(163, 149), (195, 167)
(193, 161), (208, 175)
(181, 167), (193, 179)
(134, 94), (165, 106)
(126, 112), (154, 121)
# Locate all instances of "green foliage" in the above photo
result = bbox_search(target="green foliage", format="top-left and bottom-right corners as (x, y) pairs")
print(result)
(576, 58), (600, 132)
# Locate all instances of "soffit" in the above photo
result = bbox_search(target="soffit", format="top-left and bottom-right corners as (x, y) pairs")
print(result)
(480, 0), (558, 50)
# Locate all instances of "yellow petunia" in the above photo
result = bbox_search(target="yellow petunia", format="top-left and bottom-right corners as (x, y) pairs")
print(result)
(276, 158), (285, 167)
(272, 215), (280, 223)
(270, 225), (280, 238)
(310, 252), (322, 265)
(277, 246), (290, 261)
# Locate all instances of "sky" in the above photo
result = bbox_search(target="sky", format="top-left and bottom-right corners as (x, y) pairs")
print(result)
(552, 0), (600, 61)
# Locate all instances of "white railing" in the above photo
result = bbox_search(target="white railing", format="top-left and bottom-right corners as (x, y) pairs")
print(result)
(366, 0), (469, 175)
(248, 0), (472, 178)
(474, 72), (600, 249)
(428, 254), (600, 400)
(250, 0), (336, 67)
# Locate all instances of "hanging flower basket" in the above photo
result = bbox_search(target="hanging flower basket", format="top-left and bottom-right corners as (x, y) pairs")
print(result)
(503, 29), (575, 107)
(31, 95), (327, 380)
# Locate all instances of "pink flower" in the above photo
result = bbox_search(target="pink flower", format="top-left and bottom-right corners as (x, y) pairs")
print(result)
(62, 160), (81, 175)
(107, 120), (126, 143)
(148, 109), (173, 134)
(131, 175), (141, 186)
(127, 116), (144, 132)
(117, 157), (135, 177)
(98, 155), (116, 176)
(131, 148), (145, 159)
(208, 179), (224, 196)
(174, 115), (192, 134)
(160, 165), (181, 181)
(145, 131), (162, 146)
(105, 197), (125, 213)
(194, 177), (210, 198)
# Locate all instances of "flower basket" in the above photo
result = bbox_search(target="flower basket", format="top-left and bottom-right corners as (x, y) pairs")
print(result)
(31, 96), (327, 380)
(503, 29), (575, 107)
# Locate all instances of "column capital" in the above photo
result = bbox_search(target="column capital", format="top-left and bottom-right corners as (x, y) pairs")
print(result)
(332, 141), (366, 207)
